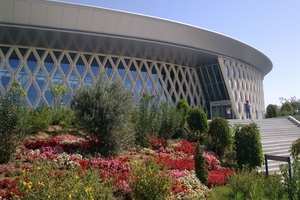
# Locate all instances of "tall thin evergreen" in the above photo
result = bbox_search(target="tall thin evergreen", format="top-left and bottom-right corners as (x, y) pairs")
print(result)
(195, 142), (208, 186)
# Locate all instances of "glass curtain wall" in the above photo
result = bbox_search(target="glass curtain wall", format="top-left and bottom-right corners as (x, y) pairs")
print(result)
(0, 45), (205, 109)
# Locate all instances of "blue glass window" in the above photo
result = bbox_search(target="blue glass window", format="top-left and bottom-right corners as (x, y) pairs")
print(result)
(45, 85), (54, 106)
(60, 55), (70, 75)
(0, 65), (11, 89)
(52, 69), (63, 84)
(104, 59), (113, 79)
(35, 68), (47, 90)
(124, 76), (132, 90)
(27, 52), (38, 74)
(83, 71), (93, 87)
(17, 67), (29, 88)
(27, 84), (38, 106)
(90, 57), (100, 78)
(8, 50), (20, 73)
(44, 53), (54, 74)
(118, 60), (126, 79)
(68, 71), (79, 91)
(76, 56), (85, 77)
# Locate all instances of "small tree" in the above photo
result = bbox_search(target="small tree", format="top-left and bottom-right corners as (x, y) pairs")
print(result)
(0, 82), (30, 163)
(290, 137), (300, 160)
(187, 107), (208, 132)
(207, 117), (232, 157)
(71, 76), (135, 157)
(265, 104), (279, 118)
(158, 102), (184, 140)
(132, 94), (160, 148)
(176, 99), (190, 126)
(195, 142), (208, 186)
(50, 83), (69, 108)
(280, 102), (294, 116)
(234, 123), (263, 170)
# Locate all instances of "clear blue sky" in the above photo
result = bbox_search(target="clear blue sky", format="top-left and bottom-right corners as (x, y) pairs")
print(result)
(61, 0), (300, 108)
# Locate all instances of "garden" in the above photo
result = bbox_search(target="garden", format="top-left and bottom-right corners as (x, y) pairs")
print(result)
(1, 80), (300, 200)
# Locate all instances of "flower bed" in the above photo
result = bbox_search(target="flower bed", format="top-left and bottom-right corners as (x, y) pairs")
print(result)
(0, 135), (232, 199)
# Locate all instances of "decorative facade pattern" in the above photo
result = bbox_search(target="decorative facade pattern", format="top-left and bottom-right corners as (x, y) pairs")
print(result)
(219, 58), (265, 119)
(0, 44), (206, 110)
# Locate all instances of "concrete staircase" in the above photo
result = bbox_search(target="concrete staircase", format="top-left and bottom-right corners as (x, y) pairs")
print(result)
(228, 117), (300, 173)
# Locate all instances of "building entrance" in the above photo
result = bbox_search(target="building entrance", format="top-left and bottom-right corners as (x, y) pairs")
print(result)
(210, 100), (232, 119)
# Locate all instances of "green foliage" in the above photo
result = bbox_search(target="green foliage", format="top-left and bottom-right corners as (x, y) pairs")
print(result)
(221, 148), (238, 170)
(234, 123), (263, 170)
(50, 83), (69, 108)
(280, 161), (300, 200)
(290, 137), (300, 160)
(176, 99), (190, 126)
(29, 106), (52, 134)
(280, 102), (294, 116)
(207, 117), (232, 157)
(265, 104), (279, 118)
(16, 161), (114, 199)
(195, 142), (208, 186)
(50, 107), (76, 132)
(132, 94), (160, 147)
(129, 158), (174, 200)
(158, 102), (185, 140)
(187, 107), (208, 132)
(280, 96), (300, 115)
(0, 83), (30, 163)
(71, 77), (135, 157)
(262, 173), (285, 200)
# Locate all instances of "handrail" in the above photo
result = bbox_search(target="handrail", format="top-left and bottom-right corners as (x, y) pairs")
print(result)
(288, 115), (300, 127)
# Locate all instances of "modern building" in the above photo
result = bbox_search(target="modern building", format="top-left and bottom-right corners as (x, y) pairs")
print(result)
(0, 0), (272, 119)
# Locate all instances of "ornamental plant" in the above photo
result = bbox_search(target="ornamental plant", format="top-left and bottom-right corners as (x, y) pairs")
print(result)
(207, 117), (232, 157)
(195, 142), (208, 186)
(290, 137), (300, 160)
(71, 75), (135, 157)
(128, 158), (174, 200)
(234, 123), (263, 170)
(132, 94), (160, 148)
(0, 82), (30, 164)
(187, 107), (208, 133)
(16, 161), (114, 200)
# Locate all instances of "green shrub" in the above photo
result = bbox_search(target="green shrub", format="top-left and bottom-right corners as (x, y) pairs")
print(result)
(234, 123), (263, 170)
(265, 104), (279, 118)
(71, 77), (135, 157)
(262, 173), (285, 199)
(16, 161), (114, 199)
(176, 99), (190, 126)
(290, 137), (300, 160)
(195, 142), (208, 186)
(29, 106), (52, 134)
(158, 102), (185, 140)
(228, 170), (259, 199)
(281, 161), (300, 200)
(280, 102), (294, 116)
(207, 117), (232, 157)
(0, 83), (30, 164)
(129, 158), (174, 200)
(187, 107), (208, 132)
(132, 94), (160, 147)
(50, 107), (76, 132)
(221, 148), (237, 170)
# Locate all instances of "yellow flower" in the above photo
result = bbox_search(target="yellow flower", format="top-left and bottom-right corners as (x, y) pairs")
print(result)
(48, 195), (51, 199)
(22, 181), (27, 186)
(90, 195), (94, 200)
(37, 167), (41, 170)
(85, 187), (92, 193)
(69, 194), (72, 199)
(75, 175), (79, 179)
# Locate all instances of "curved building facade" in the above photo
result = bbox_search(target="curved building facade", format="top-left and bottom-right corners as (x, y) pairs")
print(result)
(0, 0), (272, 119)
